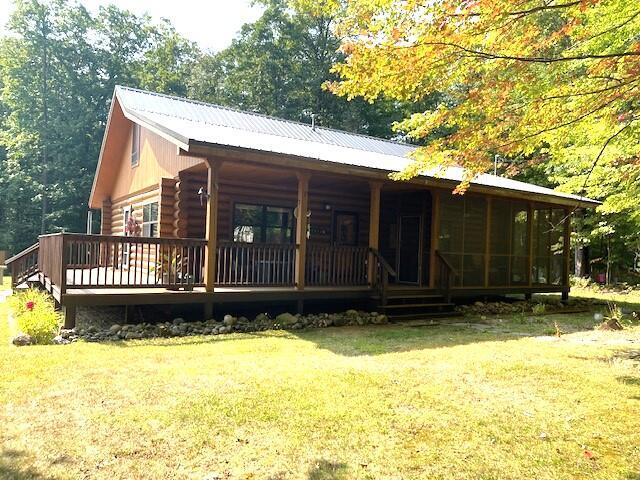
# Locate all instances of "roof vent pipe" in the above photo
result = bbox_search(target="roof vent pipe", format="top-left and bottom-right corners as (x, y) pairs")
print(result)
(311, 113), (316, 131)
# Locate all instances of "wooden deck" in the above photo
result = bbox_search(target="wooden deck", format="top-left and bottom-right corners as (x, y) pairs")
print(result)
(60, 284), (373, 306)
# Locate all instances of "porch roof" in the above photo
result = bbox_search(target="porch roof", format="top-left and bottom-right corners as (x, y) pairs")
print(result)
(113, 85), (599, 207)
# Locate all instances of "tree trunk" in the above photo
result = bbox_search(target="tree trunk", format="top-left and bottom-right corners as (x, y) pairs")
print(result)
(574, 244), (586, 277)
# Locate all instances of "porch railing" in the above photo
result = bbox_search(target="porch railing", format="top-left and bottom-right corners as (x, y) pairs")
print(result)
(306, 245), (369, 286)
(25, 233), (375, 292)
(65, 234), (207, 289)
(216, 242), (296, 286)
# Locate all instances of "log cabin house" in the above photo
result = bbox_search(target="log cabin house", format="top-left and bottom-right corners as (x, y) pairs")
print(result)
(6, 86), (598, 327)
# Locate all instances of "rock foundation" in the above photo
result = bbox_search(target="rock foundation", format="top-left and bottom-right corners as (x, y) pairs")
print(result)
(56, 311), (389, 343)
(456, 297), (599, 316)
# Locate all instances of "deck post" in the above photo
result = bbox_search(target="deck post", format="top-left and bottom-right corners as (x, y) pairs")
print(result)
(562, 209), (571, 302)
(295, 172), (310, 290)
(63, 304), (76, 329)
(429, 190), (441, 288)
(367, 181), (382, 285)
(204, 159), (221, 293)
(527, 201), (534, 288)
(484, 197), (492, 287)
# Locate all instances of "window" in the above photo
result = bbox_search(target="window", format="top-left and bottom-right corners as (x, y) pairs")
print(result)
(142, 202), (158, 237)
(131, 124), (140, 167)
(333, 212), (358, 246)
(233, 203), (293, 244)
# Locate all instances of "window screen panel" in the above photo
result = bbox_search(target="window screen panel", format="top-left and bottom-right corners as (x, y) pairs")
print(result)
(490, 200), (511, 255)
(439, 195), (464, 253)
(463, 197), (486, 254)
(511, 206), (529, 257)
(462, 254), (485, 287)
(489, 255), (509, 286)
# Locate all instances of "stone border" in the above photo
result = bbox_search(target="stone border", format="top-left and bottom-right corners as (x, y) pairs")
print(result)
(57, 310), (390, 343)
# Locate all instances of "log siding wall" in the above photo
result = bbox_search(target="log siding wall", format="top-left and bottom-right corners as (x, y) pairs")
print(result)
(170, 171), (371, 246)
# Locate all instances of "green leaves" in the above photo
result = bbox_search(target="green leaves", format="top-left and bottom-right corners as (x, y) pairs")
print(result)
(0, 0), (200, 253)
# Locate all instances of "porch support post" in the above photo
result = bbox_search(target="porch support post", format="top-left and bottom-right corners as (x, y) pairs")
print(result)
(368, 181), (382, 285)
(101, 198), (112, 235)
(295, 172), (310, 290)
(429, 190), (441, 288)
(484, 197), (492, 288)
(562, 209), (571, 302)
(527, 201), (534, 288)
(204, 159), (221, 293)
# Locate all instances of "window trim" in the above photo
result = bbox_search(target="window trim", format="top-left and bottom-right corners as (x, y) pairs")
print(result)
(232, 201), (295, 244)
(131, 123), (141, 168)
(141, 201), (159, 238)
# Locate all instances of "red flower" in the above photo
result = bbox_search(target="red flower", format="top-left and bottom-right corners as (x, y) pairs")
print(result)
(25, 301), (34, 311)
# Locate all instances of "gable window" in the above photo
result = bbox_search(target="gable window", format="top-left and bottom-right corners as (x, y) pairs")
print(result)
(142, 202), (158, 237)
(233, 203), (293, 244)
(131, 123), (141, 167)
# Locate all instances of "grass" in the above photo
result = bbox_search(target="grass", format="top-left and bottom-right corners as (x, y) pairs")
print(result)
(0, 289), (639, 479)
(570, 285), (640, 311)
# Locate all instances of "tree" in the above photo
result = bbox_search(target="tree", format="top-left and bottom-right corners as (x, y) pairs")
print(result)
(188, 0), (417, 136)
(327, 0), (639, 182)
(0, 0), (196, 253)
(320, 0), (640, 279)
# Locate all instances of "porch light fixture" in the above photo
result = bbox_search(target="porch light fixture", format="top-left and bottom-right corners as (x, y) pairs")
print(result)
(293, 207), (312, 219)
(324, 203), (332, 211)
(197, 187), (209, 206)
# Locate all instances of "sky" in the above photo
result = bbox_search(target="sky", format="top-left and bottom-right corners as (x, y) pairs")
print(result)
(0, 0), (265, 52)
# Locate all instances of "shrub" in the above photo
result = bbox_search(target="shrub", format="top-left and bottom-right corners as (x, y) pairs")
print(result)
(597, 302), (625, 330)
(532, 303), (546, 316)
(9, 288), (61, 344)
(570, 276), (595, 289)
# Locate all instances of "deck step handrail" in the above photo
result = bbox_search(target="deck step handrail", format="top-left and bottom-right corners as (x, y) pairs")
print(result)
(216, 241), (296, 286)
(306, 244), (369, 286)
(434, 250), (457, 303)
(369, 248), (396, 305)
(6, 242), (40, 287)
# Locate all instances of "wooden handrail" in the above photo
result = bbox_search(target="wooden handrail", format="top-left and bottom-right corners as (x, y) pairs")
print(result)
(434, 250), (456, 303)
(6, 242), (40, 287)
(435, 250), (457, 276)
(369, 248), (396, 306)
(5, 242), (39, 266)
(369, 247), (397, 278)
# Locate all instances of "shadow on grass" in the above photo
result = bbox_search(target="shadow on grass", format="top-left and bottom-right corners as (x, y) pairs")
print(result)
(617, 375), (640, 386)
(0, 449), (55, 479)
(307, 460), (350, 480)
(99, 316), (604, 357)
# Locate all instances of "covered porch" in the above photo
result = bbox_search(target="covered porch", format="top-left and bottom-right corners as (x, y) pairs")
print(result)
(6, 156), (572, 327)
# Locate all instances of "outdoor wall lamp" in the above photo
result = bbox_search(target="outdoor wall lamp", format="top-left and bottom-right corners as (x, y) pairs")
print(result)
(197, 187), (210, 207)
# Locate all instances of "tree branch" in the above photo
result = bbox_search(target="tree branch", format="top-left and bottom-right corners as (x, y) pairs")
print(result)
(409, 41), (640, 63)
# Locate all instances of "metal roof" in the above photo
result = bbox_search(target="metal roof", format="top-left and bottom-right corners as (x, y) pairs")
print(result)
(115, 85), (599, 206)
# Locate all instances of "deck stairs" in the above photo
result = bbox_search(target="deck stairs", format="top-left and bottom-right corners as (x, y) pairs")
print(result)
(375, 287), (461, 322)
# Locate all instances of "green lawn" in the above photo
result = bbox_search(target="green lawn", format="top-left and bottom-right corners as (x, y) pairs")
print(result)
(1, 286), (639, 480)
